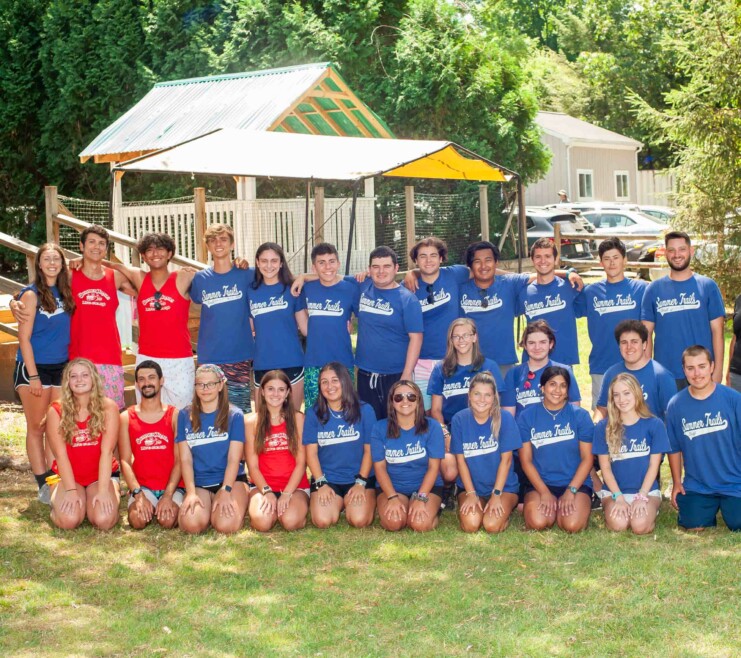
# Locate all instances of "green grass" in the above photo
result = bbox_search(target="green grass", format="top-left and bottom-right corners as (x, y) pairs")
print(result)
(1, 289), (739, 657)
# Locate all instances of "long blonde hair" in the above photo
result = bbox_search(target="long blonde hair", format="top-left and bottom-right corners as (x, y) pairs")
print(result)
(605, 373), (653, 458)
(442, 318), (485, 378)
(59, 358), (107, 444)
(468, 371), (502, 438)
(255, 370), (300, 455)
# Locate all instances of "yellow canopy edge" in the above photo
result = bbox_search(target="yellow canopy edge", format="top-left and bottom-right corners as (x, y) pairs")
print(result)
(382, 145), (509, 182)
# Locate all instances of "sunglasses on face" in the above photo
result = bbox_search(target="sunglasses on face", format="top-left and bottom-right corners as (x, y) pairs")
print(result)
(392, 392), (418, 403)
(153, 290), (163, 311)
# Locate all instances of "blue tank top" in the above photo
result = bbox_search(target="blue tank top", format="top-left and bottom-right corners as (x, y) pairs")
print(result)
(16, 284), (71, 364)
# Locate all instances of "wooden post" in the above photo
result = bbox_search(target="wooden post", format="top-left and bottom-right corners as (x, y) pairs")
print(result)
(516, 177), (527, 267)
(405, 186), (415, 262)
(194, 187), (207, 263)
(554, 221), (562, 262)
(479, 185), (489, 241)
(314, 186), (325, 243)
(26, 255), (35, 282)
(44, 186), (60, 244)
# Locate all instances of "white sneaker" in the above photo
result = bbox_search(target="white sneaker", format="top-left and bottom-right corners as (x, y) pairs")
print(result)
(37, 483), (51, 505)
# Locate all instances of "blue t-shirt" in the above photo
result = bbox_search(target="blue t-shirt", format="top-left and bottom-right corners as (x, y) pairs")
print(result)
(596, 359), (677, 421)
(641, 274), (726, 378)
(16, 284), (70, 364)
(427, 358), (506, 424)
(175, 406), (246, 488)
(415, 265), (469, 360)
(303, 277), (359, 369)
(574, 277), (647, 374)
(190, 267), (255, 364)
(370, 418), (445, 493)
(249, 281), (307, 370)
(450, 408), (521, 496)
(302, 402), (377, 483)
(593, 416), (670, 493)
(517, 403), (594, 488)
(355, 282), (424, 374)
(666, 385), (741, 497)
(459, 273), (530, 365)
(518, 277), (582, 365)
(502, 360), (581, 417)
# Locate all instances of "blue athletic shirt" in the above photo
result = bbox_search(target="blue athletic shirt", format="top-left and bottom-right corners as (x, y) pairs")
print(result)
(593, 416), (670, 494)
(302, 402), (377, 484)
(641, 274), (726, 378)
(414, 265), (469, 359)
(175, 406), (246, 488)
(450, 408), (521, 496)
(666, 385), (741, 497)
(517, 403), (594, 488)
(502, 360), (581, 417)
(574, 277), (647, 374)
(427, 358), (505, 424)
(303, 277), (359, 369)
(190, 266), (255, 364)
(355, 281), (424, 374)
(16, 284), (70, 364)
(458, 273), (530, 366)
(249, 281), (307, 370)
(370, 417), (445, 494)
(518, 277), (582, 365)
(596, 359), (677, 421)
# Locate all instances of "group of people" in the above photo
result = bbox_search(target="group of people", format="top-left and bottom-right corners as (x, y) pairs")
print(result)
(12, 223), (741, 534)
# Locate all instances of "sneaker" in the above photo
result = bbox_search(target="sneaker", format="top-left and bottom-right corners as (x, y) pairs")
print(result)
(37, 483), (51, 505)
(590, 492), (602, 510)
(440, 485), (457, 512)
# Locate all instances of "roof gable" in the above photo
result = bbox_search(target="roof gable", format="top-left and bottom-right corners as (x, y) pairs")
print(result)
(535, 111), (642, 148)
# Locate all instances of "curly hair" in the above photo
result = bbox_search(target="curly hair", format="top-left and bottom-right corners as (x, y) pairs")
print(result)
(605, 373), (653, 458)
(59, 359), (107, 444)
(34, 243), (75, 315)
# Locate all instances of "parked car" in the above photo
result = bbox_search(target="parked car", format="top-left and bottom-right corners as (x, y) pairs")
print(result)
(638, 205), (676, 223)
(579, 209), (669, 237)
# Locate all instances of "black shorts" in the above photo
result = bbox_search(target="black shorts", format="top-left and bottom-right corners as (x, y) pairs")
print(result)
(14, 361), (67, 389)
(376, 485), (445, 499)
(199, 473), (248, 494)
(254, 366), (304, 387)
(523, 483), (592, 498)
(311, 477), (378, 496)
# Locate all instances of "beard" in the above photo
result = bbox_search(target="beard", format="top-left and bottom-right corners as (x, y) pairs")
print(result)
(667, 256), (690, 272)
(140, 387), (158, 399)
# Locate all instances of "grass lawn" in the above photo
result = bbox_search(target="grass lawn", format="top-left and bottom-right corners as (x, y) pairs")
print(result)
(1, 310), (739, 656)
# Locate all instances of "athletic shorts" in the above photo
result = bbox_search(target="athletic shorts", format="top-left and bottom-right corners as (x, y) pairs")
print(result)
(254, 366), (304, 388)
(524, 483), (593, 498)
(413, 358), (437, 409)
(14, 361), (66, 389)
(136, 353), (195, 409)
(676, 491), (741, 531)
(95, 364), (125, 410)
(310, 477), (377, 497)
(127, 486), (185, 508)
(304, 366), (355, 409)
(199, 473), (249, 495)
(248, 481), (310, 498)
(596, 489), (661, 503)
(376, 485), (445, 500)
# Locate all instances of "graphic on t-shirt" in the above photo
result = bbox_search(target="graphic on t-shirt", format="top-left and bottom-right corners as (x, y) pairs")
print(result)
(317, 425), (360, 446)
(460, 292), (503, 314)
(250, 296), (290, 316)
(72, 427), (96, 447)
(78, 289), (111, 307)
(681, 412), (729, 439)
(530, 422), (575, 448)
(655, 292), (702, 316)
(611, 437), (650, 461)
(462, 436), (499, 458)
(359, 294), (394, 316)
(307, 300), (345, 317)
(420, 289), (452, 312)
(592, 294), (638, 316)
(385, 440), (426, 463)
(201, 284), (243, 308)
(39, 297), (66, 319)
(185, 426), (229, 447)
(441, 378), (474, 399)
(140, 293), (175, 312)
(134, 431), (170, 450)
(517, 388), (542, 407)
(265, 430), (290, 452)
(524, 294), (567, 318)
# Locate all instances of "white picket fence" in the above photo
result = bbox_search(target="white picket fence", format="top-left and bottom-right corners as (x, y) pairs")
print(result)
(115, 196), (376, 273)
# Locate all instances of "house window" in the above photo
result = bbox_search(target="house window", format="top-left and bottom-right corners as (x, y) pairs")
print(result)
(615, 171), (630, 200)
(577, 170), (593, 200)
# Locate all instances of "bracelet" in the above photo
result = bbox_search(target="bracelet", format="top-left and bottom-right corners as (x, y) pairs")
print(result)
(635, 492), (649, 502)
(465, 490), (477, 497)
(66, 488), (77, 492)
(387, 494), (399, 501)
(28, 375), (40, 380)
(354, 473), (367, 488)
(411, 491), (430, 503)
(315, 475), (328, 487)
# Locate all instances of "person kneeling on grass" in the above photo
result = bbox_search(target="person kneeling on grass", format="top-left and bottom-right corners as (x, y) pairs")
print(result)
(176, 364), (249, 534)
(517, 366), (594, 533)
(45, 358), (121, 531)
(451, 372), (521, 533)
(593, 374), (669, 534)
(371, 381), (444, 532)
(245, 370), (310, 532)
(119, 360), (184, 530)
(303, 362), (377, 529)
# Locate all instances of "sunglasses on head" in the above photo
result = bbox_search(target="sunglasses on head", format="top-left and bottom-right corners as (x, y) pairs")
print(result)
(393, 392), (418, 403)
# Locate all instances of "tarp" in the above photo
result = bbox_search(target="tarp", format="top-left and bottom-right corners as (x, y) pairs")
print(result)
(116, 129), (515, 182)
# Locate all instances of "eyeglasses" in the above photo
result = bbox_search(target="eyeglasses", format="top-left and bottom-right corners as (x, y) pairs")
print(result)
(523, 371), (536, 390)
(392, 392), (418, 403)
(477, 288), (489, 309)
(451, 332), (475, 342)
(425, 284), (435, 305)
(194, 381), (220, 391)
(153, 290), (163, 311)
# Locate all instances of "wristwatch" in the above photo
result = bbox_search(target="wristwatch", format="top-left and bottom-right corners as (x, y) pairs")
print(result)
(262, 485), (273, 495)
(222, 484), (232, 493)
(354, 473), (368, 488)
(611, 491), (623, 501)
(131, 487), (143, 497)
(568, 486), (578, 495)
(492, 489), (502, 497)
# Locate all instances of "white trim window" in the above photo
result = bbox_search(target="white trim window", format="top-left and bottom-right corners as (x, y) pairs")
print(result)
(615, 171), (630, 200)
(577, 169), (594, 201)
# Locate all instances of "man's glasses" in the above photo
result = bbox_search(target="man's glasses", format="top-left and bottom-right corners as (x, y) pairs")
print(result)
(194, 381), (220, 391)
(477, 288), (489, 309)
(523, 371), (536, 390)
(153, 290), (163, 311)
(425, 284), (435, 305)
(393, 392), (418, 403)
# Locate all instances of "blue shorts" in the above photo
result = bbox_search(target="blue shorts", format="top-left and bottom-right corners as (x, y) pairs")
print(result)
(676, 491), (741, 531)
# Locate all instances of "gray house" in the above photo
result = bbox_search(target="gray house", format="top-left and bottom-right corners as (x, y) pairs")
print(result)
(526, 111), (643, 206)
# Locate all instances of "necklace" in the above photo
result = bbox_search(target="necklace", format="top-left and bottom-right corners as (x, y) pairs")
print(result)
(269, 413), (283, 425)
(328, 406), (345, 420)
(542, 402), (566, 421)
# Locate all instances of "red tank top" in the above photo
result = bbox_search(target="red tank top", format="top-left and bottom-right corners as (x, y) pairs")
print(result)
(137, 272), (192, 358)
(70, 268), (121, 365)
(127, 405), (183, 490)
(258, 419), (309, 492)
(50, 401), (119, 487)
